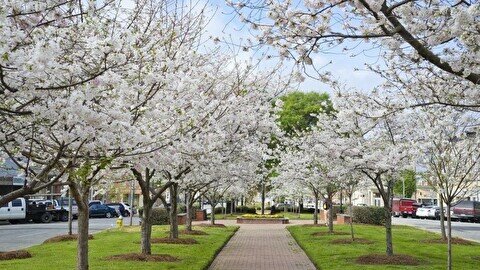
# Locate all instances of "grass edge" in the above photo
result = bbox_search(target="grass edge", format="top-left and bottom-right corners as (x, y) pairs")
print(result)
(287, 226), (320, 270)
(202, 226), (240, 270)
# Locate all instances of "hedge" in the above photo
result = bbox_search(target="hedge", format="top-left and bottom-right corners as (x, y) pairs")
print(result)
(235, 206), (256, 214)
(138, 207), (170, 225)
(351, 206), (386, 225)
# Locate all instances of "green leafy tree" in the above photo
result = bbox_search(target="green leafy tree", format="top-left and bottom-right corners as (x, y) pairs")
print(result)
(277, 92), (334, 135)
(394, 170), (417, 198)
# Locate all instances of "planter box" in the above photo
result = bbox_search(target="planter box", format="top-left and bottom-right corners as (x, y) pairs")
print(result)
(177, 213), (187, 225)
(336, 214), (351, 224)
(195, 210), (207, 221)
(236, 218), (289, 224)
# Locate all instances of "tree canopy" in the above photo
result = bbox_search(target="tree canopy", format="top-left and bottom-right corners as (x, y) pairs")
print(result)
(276, 91), (333, 135)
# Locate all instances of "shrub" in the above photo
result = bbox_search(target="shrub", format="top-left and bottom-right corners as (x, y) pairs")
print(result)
(235, 206), (256, 214)
(214, 207), (225, 214)
(352, 206), (386, 225)
(138, 207), (170, 225)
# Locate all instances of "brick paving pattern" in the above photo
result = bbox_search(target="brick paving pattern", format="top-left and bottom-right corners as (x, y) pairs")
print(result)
(208, 222), (316, 270)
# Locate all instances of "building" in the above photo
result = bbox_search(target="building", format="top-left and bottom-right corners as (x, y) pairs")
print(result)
(0, 158), (24, 196)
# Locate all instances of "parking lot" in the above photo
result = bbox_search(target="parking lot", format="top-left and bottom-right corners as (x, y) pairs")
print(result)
(0, 217), (140, 251)
(393, 216), (480, 242)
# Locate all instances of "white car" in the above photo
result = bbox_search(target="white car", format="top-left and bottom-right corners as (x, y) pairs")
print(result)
(121, 203), (135, 216)
(416, 205), (440, 219)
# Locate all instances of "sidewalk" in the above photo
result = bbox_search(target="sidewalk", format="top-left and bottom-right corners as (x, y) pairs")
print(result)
(204, 220), (316, 270)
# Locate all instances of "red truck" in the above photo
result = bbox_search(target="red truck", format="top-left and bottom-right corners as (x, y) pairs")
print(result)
(392, 198), (420, 218)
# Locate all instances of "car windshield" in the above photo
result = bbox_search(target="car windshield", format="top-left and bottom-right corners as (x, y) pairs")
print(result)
(60, 198), (77, 206)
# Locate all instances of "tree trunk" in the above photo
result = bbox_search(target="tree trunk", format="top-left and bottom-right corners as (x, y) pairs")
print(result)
(384, 205), (394, 256)
(439, 196), (447, 240)
(68, 191), (73, 235)
(75, 193), (90, 270)
(169, 184), (179, 239)
(185, 192), (194, 231)
(210, 203), (216, 225)
(349, 195), (355, 241)
(230, 199), (234, 215)
(68, 181), (90, 270)
(339, 190), (343, 214)
(313, 194), (319, 225)
(140, 202), (152, 255)
(447, 203), (452, 270)
(261, 181), (266, 215)
(328, 196), (334, 233)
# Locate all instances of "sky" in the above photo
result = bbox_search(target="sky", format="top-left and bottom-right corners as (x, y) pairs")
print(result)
(201, 0), (386, 95)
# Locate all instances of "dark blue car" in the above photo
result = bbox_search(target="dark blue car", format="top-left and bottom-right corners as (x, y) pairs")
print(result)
(88, 204), (117, 218)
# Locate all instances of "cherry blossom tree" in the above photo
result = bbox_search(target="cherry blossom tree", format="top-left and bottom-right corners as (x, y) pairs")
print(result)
(277, 132), (344, 231)
(231, 0), (480, 83)
(313, 90), (415, 256)
(0, 0), (137, 207)
(414, 107), (480, 270)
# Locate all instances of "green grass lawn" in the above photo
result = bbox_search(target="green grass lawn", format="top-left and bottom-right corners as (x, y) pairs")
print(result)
(288, 224), (480, 270)
(0, 225), (238, 270)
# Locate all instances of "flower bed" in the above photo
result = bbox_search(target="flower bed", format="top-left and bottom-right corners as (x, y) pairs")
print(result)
(237, 214), (289, 224)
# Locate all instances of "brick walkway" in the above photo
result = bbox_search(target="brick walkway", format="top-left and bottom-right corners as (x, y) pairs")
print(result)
(207, 220), (316, 270)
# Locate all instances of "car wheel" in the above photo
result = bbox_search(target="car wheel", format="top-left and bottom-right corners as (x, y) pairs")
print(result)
(41, 212), (53, 223)
(106, 212), (112, 218)
(60, 213), (69, 222)
(124, 211), (130, 217)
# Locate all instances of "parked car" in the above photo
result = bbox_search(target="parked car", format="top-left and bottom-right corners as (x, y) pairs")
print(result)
(56, 197), (79, 218)
(88, 200), (103, 207)
(416, 205), (441, 219)
(123, 203), (136, 215)
(392, 198), (420, 217)
(88, 204), (117, 218)
(451, 200), (480, 222)
(106, 203), (127, 217)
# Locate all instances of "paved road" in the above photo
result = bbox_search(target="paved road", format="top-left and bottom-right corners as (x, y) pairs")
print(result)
(206, 220), (316, 270)
(393, 217), (480, 242)
(0, 217), (140, 251)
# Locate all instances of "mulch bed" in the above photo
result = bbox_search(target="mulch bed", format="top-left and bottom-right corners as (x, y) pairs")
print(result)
(330, 238), (374, 245)
(180, 229), (209, 235)
(421, 237), (474, 245)
(355, 254), (420, 266)
(43, 234), (94, 244)
(150, 237), (198, 244)
(197, 223), (226, 228)
(0, 250), (32, 261)
(106, 253), (179, 262)
(312, 231), (350, 236)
